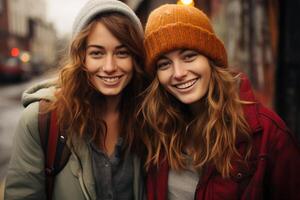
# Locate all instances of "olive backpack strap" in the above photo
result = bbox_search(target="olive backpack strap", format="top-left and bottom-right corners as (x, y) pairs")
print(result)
(38, 100), (71, 200)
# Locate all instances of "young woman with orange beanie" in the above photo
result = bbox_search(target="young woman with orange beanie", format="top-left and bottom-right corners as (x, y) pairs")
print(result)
(139, 4), (300, 200)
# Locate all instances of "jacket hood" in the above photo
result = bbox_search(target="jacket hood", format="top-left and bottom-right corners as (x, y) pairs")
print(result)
(21, 78), (58, 107)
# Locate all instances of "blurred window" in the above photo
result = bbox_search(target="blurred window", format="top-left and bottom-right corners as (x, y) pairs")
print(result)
(0, 0), (3, 13)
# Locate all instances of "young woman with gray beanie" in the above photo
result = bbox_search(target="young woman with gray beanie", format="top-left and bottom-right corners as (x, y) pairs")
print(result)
(4, 0), (147, 199)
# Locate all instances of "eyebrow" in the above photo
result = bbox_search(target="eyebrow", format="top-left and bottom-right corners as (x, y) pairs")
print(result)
(157, 55), (168, 60)
(86, 44), (127, 50)
(157, 49), (190, 61)
(179, 49), (193, 54)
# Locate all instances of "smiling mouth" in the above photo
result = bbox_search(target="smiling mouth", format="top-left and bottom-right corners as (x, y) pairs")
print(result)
(174, 78), (198, 89)
(97, 75), (123, 83)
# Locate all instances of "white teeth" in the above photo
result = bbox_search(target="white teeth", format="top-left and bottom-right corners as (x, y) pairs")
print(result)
(175, 79), (197, 89)
(100, 76), (121, 82)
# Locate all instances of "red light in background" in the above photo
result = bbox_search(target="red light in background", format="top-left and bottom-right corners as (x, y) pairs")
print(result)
(11, 48), (20, 57)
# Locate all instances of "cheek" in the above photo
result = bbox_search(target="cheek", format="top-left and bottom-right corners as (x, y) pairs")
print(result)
(85, 58), (100, 73)
(157, 72), (173, 95)
(200, 64), (211, 81)
(202, 68), (212, 92)
(157, 71), (169, 86)
(120, 58), (134, 72)
(127, 71), (133, 82)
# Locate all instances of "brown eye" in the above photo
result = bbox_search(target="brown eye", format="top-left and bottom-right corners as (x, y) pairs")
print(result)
(116, 49), (131, 58)
(181, 50), (199, 62)
(183, 53), (197, 62)
(89, 50), (104, 58)
(157, 60), (171, 70)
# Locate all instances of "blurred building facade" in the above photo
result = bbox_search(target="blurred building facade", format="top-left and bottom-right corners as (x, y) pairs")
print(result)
(127, 0), (299, 138)
(0, 0), (57, 71)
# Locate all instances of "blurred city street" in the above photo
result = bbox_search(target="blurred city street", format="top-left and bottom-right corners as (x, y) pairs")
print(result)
(0, 71), (56, 198)
(0, 82), (24, 180)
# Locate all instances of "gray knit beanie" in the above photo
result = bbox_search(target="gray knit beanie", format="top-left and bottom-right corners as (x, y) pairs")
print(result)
(72, 0), (143, 38)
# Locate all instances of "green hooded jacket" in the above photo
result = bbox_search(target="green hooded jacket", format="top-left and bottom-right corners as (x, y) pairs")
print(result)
(4, 79), (146, 200)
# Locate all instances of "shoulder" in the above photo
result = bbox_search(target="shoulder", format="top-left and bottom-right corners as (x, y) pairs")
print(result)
(257, 104), (289, 133)
(22, 101), (40, 123)
(20, 101), (40, 130)
(5, 102), (47, 200)
(17, 101), (41, 144)
(255, 104), (299, 152)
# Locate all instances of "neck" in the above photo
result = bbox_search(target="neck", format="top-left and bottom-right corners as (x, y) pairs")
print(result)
(105, 95), (121, 113)
(101, 95), (122, 156)
(188, 99), (205, 117)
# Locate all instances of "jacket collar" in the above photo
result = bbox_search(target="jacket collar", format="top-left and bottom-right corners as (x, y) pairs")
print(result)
(239, 74), (262, 134)
(69, 138), (97, 200)
(69, 138), (144, 200)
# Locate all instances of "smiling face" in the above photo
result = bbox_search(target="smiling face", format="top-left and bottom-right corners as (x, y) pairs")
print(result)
(85, 22), (133, 97)
(156, 49), (211, 105)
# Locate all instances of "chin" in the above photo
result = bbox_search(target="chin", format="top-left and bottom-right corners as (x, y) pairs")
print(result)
(177, 95), (203, 105)
(101, 91), (122, 96)
(177, 97), (196, 104)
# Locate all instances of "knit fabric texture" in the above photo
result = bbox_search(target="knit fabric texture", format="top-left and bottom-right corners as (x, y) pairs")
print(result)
(144, 4), (228, 73)
(72, 0), (143, 38)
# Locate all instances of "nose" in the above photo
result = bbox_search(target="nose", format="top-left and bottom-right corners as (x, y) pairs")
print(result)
(173, 61), (187, 80)
(102, 54), (117, 73)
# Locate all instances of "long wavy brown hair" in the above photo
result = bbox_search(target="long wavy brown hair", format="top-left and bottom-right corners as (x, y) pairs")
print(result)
(50, 13), (146, 150)
(139, 65), (252, 177)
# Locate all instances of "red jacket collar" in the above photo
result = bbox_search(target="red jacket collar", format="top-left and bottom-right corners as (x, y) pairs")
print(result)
(239, 73), (262, 133)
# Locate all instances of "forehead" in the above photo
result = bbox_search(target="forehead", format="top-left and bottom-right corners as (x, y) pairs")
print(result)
(86, 22), (121, 47)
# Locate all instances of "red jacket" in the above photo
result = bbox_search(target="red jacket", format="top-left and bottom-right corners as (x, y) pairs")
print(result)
(146, 75), (300, 200)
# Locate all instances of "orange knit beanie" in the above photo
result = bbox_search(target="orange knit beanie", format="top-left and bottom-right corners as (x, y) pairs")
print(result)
(144, 4), (228, 74)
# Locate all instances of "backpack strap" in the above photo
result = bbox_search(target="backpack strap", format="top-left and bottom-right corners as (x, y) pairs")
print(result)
(38, 100), (50, 154)
(38, 100), (71, 200)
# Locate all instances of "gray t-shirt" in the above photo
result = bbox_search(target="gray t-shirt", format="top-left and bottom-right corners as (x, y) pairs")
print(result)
(90, 138), (133, 200)
(168, 158), (200, 200)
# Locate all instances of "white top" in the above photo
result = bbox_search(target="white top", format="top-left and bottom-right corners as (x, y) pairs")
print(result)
(168, 162), (200, 200)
